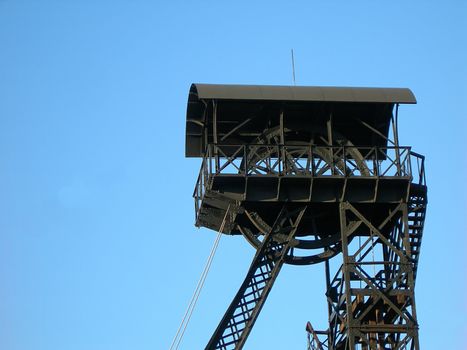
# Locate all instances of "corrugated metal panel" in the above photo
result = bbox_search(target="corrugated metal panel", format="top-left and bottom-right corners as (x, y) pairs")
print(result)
(193, 84), (417, 104)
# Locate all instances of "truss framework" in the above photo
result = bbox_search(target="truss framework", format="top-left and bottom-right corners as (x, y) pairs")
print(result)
(201, 144), (413, 177)
(205, 206), (307, 350)
(187, 85), (427, 350)
(326, 202), (420, 350)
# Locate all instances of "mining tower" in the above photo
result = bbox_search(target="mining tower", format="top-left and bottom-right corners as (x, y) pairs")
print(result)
(185, 84), (427, 350)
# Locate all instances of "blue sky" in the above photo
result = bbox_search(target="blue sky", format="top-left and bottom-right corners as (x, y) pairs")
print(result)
(0, 1), (466, 349)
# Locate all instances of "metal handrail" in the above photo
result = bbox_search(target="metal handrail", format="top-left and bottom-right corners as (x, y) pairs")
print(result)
(409, 151), (426, 186)
(204, 144), (415, 176)
(193, 144), (426, 218)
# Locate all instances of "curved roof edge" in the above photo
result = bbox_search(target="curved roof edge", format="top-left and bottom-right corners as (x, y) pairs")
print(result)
(191, 83), (417, 104)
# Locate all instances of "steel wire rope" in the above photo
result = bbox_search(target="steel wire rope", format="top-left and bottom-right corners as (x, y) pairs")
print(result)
(169, 204), (231, 350)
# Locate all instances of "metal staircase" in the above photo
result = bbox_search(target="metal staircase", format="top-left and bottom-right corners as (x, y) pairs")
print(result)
(408, 185), (428, 280)
(205, 206), (306, 350)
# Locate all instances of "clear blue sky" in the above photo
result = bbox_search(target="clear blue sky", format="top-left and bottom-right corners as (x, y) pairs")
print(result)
(1, 1), (466, 349)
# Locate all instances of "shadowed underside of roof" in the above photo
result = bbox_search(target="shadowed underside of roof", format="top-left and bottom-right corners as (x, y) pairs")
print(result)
(186, 84), (417, 157)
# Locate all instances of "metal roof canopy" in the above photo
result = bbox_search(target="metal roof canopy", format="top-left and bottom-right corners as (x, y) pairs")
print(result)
(186, 84), (417, 157)
(191, 84), (416, 103)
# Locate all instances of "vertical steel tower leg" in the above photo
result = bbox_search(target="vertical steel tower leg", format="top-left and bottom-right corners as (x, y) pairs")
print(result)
(327, 202), (420, 350)
(205, 206), (307, 350)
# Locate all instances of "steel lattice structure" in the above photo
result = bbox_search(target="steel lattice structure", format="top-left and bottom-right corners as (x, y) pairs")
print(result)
(185, 84), (427, 350)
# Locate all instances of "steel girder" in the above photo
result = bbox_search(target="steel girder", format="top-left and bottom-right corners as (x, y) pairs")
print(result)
(327, 202), (420, 350)
(205, 206), (307, 350)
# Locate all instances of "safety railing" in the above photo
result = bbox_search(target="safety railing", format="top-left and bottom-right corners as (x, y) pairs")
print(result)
(194, 155), (210, 220)
(409, 151), (426, 187)
(194, 144), (426, 209)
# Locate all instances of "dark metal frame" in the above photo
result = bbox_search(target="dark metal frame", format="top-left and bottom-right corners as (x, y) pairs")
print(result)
(324, 202), (423, 349)
(186, 86), (427, 350)
(194, 144), (425, 224)
(194, 143), (426, 350)
(205, 206), (307, 350)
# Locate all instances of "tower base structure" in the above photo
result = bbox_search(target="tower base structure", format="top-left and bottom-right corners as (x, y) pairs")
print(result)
(323, 195), (426, 350)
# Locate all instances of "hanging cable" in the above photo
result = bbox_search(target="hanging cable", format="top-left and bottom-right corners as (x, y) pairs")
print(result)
(169, 205), (232, 350)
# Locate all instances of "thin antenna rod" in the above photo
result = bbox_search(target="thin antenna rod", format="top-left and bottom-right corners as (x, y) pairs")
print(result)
(291, 49), (296, 86)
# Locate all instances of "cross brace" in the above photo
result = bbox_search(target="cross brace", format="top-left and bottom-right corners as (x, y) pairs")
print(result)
(327, 202), (420, 350)
(205, 206), (307, 350)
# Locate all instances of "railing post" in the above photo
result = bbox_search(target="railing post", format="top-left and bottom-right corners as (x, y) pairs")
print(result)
(279, 145), (283, 175)
(375, 147), (379, 177)
(308, 144), (312, 174)
(217, 144), (220, 174)
(395, 146), (401, 176)
(406, 147), (411, 179)
(331, 146), (335, 175)
(207, 144), (212, 177)
(421, 156), (426, 185)
(311, 145), (315, 176)
(244, 145), (248, 176)
(342, 145), (346, 176)
(206, 145), (209, 178)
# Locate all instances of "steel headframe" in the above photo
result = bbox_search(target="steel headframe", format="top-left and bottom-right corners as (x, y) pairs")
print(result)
(185, 84), (426, 350)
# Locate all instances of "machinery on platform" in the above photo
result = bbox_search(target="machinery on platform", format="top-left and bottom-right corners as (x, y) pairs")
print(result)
(185, 84), (427, 350)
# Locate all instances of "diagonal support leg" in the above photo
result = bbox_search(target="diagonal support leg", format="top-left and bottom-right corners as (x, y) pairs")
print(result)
(205, 206), (307, 350)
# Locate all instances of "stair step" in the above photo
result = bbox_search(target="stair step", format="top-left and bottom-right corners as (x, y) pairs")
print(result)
(409, 205), (426, 211)
(409, 230), (422, 234)
(205, 207), (306, 349)
(409, 224), (423, 229)
(409, 202), (426, 206)
(409, 231), (422, 236)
